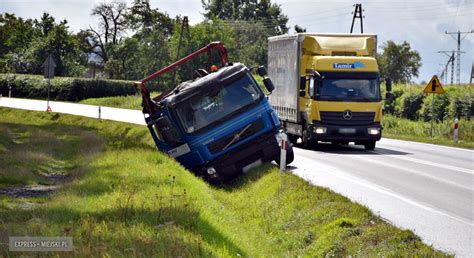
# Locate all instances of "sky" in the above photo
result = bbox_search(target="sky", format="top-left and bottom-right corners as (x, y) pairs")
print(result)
(1, 0), (473, 84)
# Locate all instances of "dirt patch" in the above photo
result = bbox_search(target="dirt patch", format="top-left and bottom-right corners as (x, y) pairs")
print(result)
(0, 185), (59, 198)
(0, 122), (104, 199)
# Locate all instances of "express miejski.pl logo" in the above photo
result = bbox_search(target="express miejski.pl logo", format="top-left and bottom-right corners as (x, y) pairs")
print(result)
(333, 61), (365, 69)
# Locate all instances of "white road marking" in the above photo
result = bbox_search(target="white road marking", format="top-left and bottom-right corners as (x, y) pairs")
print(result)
(352, 154), (472, 191)
(371, 150), (474, 175)
(380, 138), (474, 153)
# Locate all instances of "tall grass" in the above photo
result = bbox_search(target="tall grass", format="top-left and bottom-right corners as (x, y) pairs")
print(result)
(383, 115), (473, 148)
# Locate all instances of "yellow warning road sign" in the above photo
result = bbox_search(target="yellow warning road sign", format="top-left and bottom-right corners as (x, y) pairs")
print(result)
(423, 75), (445, 94)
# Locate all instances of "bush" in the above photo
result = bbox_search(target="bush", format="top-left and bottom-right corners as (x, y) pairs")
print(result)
(0, 73), (137, 101)
(450, 95), (473, 120)
(383, 89), (403, 115)
(401, 93), (424, 120)
(420, 93), (450, 122)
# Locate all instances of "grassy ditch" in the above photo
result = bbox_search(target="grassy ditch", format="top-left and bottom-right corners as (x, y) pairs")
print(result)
(0, 108), (448, 256)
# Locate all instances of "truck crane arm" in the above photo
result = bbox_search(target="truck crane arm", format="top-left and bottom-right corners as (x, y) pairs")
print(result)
(137, 41), (229, 114)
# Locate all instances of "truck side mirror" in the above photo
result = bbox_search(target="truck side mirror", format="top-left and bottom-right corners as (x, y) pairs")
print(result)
(257, 66), (267, 77)
(385, 78), (392, 92)
(155, 116), (182, 146)
(263, 77), (274, 93)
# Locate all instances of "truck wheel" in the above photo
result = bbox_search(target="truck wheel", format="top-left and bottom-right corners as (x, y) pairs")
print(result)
(288, 135), (299, 144)
(302, 130), (311, 149)
(364, 141), (376, 150)
(274, 147), (294, 166)
(286, 147), (294, 165)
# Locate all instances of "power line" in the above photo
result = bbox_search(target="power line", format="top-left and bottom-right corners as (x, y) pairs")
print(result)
(445, 30), (473, 84)
(438, 51), (456, 85)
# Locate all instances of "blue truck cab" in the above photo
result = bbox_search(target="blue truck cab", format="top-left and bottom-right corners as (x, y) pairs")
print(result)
(143, 63), (293, 180)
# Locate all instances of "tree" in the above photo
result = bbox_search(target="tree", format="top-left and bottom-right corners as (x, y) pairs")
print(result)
(202, 0), (288, 66)
(127, 0), (174, 36)
(294, 24), (306, 33)
(168, 18), (236, 85)
(377, 40), (422, 84)
(202, 0), (288, 34)
(88, 0), (128, 65)
(0, 12), (86, 76)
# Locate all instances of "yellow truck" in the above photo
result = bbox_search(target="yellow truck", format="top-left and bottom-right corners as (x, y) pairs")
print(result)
(268, 33), (392, 150)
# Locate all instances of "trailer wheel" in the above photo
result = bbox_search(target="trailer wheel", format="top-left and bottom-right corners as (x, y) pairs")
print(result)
(364, 141), (376, 150)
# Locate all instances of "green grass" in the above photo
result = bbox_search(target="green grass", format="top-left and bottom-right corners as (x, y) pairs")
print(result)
(79, 94), (144, 110)
(78, 91), (161, 110)
(383, 114), (474, 149)
(0, 119), (103, 187)
(0, 108), (448, 256)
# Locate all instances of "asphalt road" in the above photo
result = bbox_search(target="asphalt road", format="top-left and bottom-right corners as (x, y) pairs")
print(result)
(1, 97), (473, 256)
(290, 140), (473, 257)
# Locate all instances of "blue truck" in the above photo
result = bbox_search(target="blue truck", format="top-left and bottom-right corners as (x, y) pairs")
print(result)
(137, 42), (293, 181)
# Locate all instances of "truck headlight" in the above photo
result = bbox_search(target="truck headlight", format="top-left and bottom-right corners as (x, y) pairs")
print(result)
(314, 127), (327, 134)
(207, 167), (217, 176)
(368, 128), (380, 135)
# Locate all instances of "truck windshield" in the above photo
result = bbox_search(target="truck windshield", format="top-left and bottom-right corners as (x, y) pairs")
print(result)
(175, 74), (262, 134)
(315, 72), (380, 102)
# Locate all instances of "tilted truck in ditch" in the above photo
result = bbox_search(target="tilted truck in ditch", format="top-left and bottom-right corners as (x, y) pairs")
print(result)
(268, 33), (392, 150)
(137, 42), (293, 181)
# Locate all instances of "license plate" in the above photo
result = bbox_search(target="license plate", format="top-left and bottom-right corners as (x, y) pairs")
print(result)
(242, 159), (262, 173)
(338, 128), (356, 134)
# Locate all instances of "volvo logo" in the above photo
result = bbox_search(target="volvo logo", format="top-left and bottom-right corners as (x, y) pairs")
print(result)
(343, 110), (352, 120)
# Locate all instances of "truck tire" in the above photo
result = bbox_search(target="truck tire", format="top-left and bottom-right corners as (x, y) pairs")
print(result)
(364, 141), (376, 150)
(274, 146), (294, 166)
(288, 134), (299, 144)
(302, 129), (311, 149)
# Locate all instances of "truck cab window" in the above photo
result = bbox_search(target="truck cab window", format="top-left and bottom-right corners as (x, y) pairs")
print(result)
(175, 73), (262, 134)
(315, 72), (380, 102)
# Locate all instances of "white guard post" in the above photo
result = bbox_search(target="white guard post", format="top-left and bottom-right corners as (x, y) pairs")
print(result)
(453, 118), (459, 143)
(280, 133), (288, 171)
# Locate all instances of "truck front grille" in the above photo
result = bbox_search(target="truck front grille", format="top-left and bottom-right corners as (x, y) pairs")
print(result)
(208, 119), (265, 154)
(319, 111), (375, 126)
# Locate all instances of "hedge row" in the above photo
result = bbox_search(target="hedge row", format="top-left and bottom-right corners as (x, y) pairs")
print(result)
(0, 73), (137, 101)
(383, 84), (473, 121)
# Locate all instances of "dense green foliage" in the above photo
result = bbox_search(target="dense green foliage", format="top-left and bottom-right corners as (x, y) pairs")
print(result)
(377, 41), (422, 84)
(0, 73), (136, 101)
(0, 13), (88, 77)
(202, 0), (289, 66)
(0, 108), (447, 256)
(383, 84), (473, 122)
(381, 84), (473, 148)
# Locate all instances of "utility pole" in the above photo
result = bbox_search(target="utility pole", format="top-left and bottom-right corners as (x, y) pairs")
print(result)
(172, 16), (190, 85)
(445, 30), (473, 84)
(470, 62), (473, 86)
(350, 4), (364, 33)
(438, 51), (456, 85)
